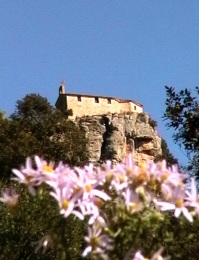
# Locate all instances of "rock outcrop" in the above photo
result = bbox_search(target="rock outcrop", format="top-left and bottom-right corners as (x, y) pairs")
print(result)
(75, 112), (162, 164)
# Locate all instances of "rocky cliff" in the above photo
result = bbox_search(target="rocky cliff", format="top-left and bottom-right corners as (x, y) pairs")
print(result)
(75, 112), (162, 164)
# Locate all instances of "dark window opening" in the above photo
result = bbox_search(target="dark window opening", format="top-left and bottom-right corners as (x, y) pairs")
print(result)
(107, 98), (111, 104)
(134, 105), (136, 110)
(77, 96), (82, 102)
(95, 97), (99, 103)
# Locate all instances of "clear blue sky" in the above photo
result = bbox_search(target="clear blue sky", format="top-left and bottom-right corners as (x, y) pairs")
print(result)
(1, 1), (199, 165)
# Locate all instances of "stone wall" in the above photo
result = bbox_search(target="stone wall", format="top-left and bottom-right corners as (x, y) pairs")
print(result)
(56, 94), (143, 118)
(75, 112), (162, 164)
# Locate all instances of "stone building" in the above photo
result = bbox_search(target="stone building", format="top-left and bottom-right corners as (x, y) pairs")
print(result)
(55, 83), (161, 164)
(55, 83), (143, 118)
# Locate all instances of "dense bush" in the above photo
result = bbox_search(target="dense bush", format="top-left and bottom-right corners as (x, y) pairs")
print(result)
(0, 182), (87, 259)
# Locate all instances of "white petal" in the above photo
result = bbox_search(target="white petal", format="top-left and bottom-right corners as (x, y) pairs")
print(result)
(49, 191), (59, 201)
(182, 207), (193, 222)
(72, 210), (84, 220)
(82, 246), (92, 257)
(174, 208), (181, 218)
(35, 156), (42, 168)
(156, 201), (175, 211)
(12, 169), (25, 181)
(92, 189), (110, 201)
(191, 178), (197, 200)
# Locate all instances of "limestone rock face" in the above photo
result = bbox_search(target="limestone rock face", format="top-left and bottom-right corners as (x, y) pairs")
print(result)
(75, 112), (162, 164)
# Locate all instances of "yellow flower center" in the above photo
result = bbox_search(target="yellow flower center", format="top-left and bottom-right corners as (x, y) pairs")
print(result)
(161, 172), (169, 182)
(147, 175), (158, 191)
(137, 171), (147, 184)
(139, 161), (147, 169)
(85, 184), (92, 192)
(175, 199), (184, 208)
(43, 165), (54, 172)
(126, 168), (133, 175)
(119, 174), (126, 182)
(62, 200), (69, 209)
(90, 237), (99, 249)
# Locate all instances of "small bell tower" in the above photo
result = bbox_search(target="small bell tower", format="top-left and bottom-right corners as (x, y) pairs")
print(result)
(59, 80), (66, 94)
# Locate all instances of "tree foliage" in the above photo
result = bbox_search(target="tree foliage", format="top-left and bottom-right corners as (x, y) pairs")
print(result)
(11, 94), (53, 121)
(155, 138), (178, 167)
(0, 94), (88, 179)
(163, 86), (199, 153)
(163, 86), (199, 176)
(0, 94), (89, 258)
(148, 117), (158, 129)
